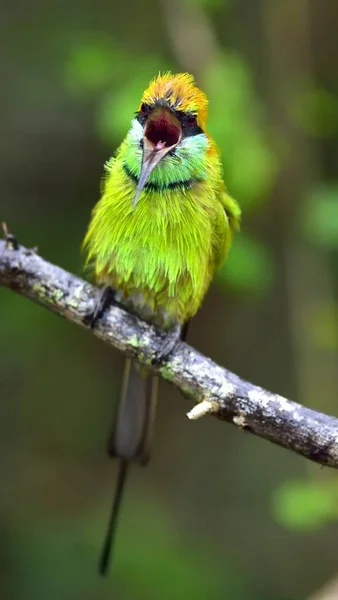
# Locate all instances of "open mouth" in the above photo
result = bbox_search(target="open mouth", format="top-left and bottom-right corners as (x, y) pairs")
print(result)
(132, 107), (182, 208)
(145, 108), (181, 150)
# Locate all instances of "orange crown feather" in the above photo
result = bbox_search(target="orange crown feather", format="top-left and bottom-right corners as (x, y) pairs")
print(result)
(139, 72), (208, 131)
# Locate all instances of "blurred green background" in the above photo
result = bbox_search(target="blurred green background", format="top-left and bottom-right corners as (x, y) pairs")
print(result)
(1, 0), (338, 598)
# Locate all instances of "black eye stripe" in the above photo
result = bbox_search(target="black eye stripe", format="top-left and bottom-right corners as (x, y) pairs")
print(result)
(135, 104), (203, 136)
(140, 103), (151, 114)
(174, 110), (196, 120)
(176, 112), (203, 137)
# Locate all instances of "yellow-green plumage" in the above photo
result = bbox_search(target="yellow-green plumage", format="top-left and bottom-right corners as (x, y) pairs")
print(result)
(84, 102), (240, 327)
(83, 72), (240, 575)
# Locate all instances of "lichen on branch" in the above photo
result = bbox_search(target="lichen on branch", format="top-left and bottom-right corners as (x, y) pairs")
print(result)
(1, 236), (338, 469)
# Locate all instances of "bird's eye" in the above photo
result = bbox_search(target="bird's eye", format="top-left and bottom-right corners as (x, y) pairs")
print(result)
(187, 115), (197, 126)
(140, 103), (150, 114)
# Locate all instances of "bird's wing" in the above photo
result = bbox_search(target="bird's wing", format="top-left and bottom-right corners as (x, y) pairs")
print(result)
(213, 181), (241, 272)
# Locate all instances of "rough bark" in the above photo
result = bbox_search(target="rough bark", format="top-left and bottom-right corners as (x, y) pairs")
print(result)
(1, 237), (338, 468)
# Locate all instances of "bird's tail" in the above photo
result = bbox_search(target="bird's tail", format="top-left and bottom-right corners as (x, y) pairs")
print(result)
(99, 359), (158, 575)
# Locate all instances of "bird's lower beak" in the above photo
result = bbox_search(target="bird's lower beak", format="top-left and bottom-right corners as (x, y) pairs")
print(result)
(132, 107), (182, 209)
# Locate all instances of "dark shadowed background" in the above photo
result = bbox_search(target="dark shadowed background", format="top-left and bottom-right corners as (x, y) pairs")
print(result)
(1, 1), (338, 599)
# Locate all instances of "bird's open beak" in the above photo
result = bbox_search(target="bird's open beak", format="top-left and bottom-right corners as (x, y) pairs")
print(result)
(132, 107), (182, 209)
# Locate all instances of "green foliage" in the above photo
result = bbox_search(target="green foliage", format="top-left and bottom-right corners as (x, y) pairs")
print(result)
(218, 233), (275, 293)
(204, 54), (278, 212)
(65, 36), (121, 95)
(272, 480), (338, 531)
(301, 183), (338, 249)
(293, 86), (338, 137)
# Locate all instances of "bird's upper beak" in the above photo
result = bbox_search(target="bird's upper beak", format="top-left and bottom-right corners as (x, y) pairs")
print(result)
(132, 105), (182, 209)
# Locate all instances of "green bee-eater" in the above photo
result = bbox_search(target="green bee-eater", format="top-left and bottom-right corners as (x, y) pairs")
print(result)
(83, 72), (241, 574)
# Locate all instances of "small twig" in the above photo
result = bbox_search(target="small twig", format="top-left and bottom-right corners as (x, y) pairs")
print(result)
(1, 236), (338, 468)
(187, 399), (219, 420)
(2, 222), (19, 250)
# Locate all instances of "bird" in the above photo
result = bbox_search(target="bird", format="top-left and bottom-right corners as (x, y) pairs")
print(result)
(82, 72), (241, 575)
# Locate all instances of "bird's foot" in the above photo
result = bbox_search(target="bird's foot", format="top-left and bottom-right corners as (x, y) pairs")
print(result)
(84, 286), (116, 329)
(153, 323), (182, 364)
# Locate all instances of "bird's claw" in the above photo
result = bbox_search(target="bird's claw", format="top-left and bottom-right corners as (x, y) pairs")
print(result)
(152, 323), (182, 365)
(84, 286), (116, 329)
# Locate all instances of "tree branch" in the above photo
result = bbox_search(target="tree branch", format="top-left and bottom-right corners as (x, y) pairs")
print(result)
(1, 236), (338, 468)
